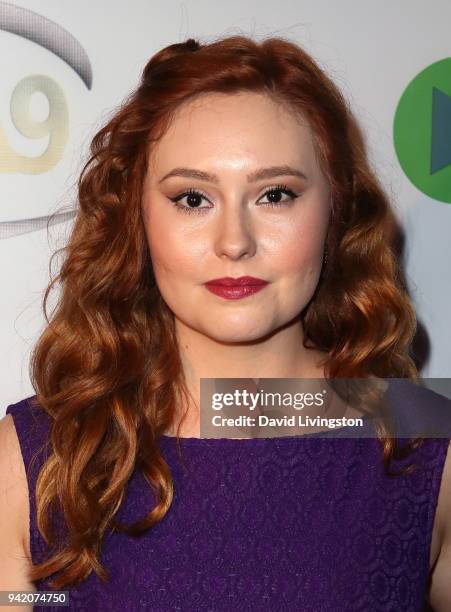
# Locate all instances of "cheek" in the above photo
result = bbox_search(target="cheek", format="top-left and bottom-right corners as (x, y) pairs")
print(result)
(145, 215), (203, 278)
(266, 215), (326, 275)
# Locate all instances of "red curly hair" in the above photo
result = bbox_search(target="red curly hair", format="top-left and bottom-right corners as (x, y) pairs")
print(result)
(28, 34), (420, 588)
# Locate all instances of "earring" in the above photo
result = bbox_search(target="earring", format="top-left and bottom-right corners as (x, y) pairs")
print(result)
(320, 244), (328, 280)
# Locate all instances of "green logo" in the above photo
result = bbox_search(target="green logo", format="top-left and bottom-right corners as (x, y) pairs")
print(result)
(393, 57), (451, 204)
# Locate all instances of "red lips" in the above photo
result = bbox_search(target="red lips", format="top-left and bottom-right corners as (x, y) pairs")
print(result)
(205, 276), (268, 287)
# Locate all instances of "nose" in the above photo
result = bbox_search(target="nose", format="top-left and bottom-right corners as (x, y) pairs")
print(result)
(214, 203), (257, 260)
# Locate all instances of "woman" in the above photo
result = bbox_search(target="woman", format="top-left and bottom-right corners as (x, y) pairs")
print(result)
(1, 35), (451, 611)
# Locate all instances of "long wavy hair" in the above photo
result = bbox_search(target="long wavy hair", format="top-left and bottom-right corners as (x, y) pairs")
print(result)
(28, 34), (420, 588)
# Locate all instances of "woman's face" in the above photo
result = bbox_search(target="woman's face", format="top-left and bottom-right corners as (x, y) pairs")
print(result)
(142, 91), (331, 343)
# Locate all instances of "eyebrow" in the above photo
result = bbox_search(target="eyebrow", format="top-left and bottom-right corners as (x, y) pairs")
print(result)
(158, 165), (308, 184)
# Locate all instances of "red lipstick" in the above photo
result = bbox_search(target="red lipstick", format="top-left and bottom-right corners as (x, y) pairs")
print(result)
(204, 276), (269, 300)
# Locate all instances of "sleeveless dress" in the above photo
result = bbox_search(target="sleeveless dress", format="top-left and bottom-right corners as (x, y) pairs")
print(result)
(5, 378), (451, 612)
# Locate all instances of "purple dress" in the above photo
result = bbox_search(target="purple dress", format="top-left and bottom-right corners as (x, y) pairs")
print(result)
(5, 378), (451, 611)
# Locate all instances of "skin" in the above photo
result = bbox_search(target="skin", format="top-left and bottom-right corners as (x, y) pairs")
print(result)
(141, 91), (331, 435)
(140, 90), (451, 608)
(0, 90), (450, 609)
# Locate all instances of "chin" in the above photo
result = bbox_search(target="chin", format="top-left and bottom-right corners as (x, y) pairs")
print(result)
(200, 320), (273, 344)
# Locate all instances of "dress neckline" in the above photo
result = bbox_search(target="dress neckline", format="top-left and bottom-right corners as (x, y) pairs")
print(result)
(159, 413), (375, 443)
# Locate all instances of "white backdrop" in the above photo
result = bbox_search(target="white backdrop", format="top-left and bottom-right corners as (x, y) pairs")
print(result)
(1, 0), (450, 413)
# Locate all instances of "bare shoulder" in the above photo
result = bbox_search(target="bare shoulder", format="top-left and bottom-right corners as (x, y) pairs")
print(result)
(0, 413), (36, 607)
(428, 440), (451, 611)
(0, 414), (30, 551)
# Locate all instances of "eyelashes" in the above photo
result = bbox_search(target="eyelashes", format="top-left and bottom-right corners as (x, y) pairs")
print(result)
(168, 184), (299, 215)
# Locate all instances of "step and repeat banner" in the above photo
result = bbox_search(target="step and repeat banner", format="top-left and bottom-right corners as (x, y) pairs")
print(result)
(1, 0), (450, 410)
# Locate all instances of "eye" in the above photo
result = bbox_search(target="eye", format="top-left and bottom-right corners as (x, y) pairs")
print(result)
(168, 183), (299, 215)
(258, 184), (299, 207)
(169, 187), (211, 214)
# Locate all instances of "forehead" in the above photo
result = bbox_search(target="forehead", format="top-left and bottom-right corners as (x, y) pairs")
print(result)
(148, 91), (321, 174)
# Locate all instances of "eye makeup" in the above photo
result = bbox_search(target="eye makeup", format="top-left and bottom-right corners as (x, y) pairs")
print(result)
(168, 183), (300, 215)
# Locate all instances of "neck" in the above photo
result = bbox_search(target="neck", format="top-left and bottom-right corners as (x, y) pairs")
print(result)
(166, 316), (328, 437)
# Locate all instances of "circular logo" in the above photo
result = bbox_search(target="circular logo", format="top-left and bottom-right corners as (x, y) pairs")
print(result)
(393, 57), (451, 204)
